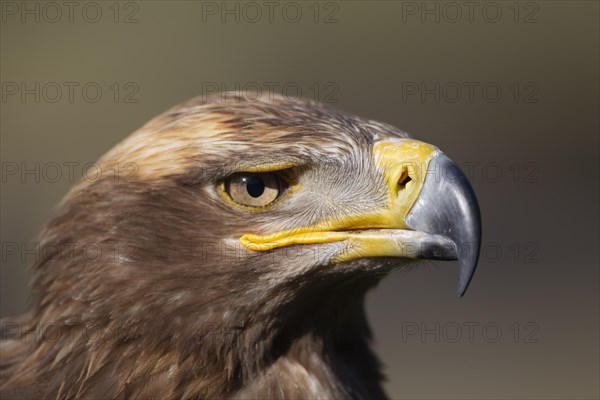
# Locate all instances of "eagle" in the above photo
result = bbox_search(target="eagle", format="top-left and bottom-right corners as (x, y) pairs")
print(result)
(0, 92), (481, 399)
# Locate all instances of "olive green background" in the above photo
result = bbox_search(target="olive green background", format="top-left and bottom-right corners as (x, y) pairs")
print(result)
(1, 1), (598, 398)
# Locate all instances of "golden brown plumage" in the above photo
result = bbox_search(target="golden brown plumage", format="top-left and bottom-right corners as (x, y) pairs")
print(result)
(1, 92), (480, 399)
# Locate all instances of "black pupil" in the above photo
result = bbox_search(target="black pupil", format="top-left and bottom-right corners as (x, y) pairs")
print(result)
(245, 176), (265, 198)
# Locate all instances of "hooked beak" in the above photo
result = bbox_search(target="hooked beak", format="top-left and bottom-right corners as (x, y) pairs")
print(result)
(404, 152), (481, 296)
(240, 139), (481, 296)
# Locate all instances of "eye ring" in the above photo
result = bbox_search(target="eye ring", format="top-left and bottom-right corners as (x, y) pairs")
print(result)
(223, 172), (284, 208)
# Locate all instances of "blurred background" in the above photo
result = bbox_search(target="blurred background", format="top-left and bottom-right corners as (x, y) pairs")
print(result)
(1, 1), (598, 398)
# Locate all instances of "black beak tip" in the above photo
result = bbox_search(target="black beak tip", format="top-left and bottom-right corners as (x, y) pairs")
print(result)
(456, 203), (481, 298)
(457, 261), (476, 297)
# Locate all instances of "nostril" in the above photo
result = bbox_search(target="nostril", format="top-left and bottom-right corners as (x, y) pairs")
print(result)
(398, 170), (412, 189)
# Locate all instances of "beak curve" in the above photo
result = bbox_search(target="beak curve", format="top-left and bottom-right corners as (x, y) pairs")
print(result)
(239, 140), (481, 297)
(405, 152), (481, 296)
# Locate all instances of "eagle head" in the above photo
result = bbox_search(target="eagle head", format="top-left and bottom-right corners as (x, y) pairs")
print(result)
(1, 92), (481, 399)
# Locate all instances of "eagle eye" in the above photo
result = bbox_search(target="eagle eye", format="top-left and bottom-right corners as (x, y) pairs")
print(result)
(224, 172), (283, 208)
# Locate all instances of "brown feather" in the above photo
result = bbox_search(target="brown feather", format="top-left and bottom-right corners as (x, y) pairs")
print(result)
(1, 92), (410, 399)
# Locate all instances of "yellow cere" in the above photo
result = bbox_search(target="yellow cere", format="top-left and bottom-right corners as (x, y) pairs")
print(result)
(239, 139), (440, 258)
(372, 139), (439, 220)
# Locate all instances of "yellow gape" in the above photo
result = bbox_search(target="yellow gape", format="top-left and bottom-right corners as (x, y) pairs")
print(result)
(240, 139), (440, 262)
